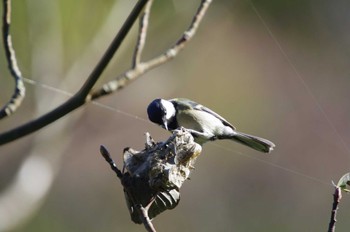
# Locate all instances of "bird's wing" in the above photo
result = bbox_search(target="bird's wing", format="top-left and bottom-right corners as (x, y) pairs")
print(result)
(170, 98), (236, 130)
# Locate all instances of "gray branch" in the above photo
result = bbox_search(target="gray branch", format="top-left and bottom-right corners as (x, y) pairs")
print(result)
(0, 0), (213, 145)
(0, 0), (149, 145)
(89, 0), (213, 100)
(328, 187), (342, 232)
(132, 0), (153, 68)
(0, 0), (26, 119)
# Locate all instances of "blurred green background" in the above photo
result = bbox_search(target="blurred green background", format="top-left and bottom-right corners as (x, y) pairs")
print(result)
(1, 0), (350, 231)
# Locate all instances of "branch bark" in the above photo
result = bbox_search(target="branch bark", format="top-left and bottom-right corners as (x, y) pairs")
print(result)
(0, 0), (149, 145)
(0, 0), (213, 145)
(132, 0), (153, 69)
(327, 187), (342, 232)
(89, 0), (213, 100)
(0, 0), (25, 119)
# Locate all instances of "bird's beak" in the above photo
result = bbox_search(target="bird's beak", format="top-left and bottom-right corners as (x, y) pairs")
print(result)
(162, 117), (168, 130)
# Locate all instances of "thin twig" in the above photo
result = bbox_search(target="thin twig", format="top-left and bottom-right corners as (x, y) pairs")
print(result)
(78, 0), (149, 99)
(126, 191), (157, 232)
(0, 0), (149, 145)
(0, 0), (212, 144)
(0, 0), (25, 119)
(89, 0), (213, 100)
(328, 187), (342, 232)
(132, 0), (153, 68)
(99, 145), (158, 232)
(100, 145), (123, 179)
(137, 199), (157, 232)
(144, 0), (212, 69)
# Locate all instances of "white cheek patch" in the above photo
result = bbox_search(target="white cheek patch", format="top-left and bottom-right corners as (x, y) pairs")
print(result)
(161, 99), (176, 120)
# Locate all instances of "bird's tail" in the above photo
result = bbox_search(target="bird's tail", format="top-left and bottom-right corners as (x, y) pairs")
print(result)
(229, 131), (275, 153)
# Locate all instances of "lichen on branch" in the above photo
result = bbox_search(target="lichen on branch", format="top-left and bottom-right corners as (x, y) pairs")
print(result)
(100, 128), (202, 231)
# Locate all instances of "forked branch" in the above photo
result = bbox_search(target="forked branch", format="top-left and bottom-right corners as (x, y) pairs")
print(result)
(89, 0), (213, 100)
(0, 0), (149, 144)
(0, 0), (213, 145)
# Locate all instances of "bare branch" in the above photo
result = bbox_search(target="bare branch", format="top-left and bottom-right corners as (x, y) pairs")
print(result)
(328, 187), (342, 232)
(132, 0), (153, 68)
(100, 145), (123, 179)
(144, 0), (212, 69)
(0, 0), (149, 145)
(0, 0), (213, 145)
(89, 0), (213, 100)
(0, 0), (25, 119)
(100, 145), (159, 231)
(137, 199), (157, 232)
(78, 0), (149, 99)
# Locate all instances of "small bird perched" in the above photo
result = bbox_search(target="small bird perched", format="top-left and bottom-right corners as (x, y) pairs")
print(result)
(147, 98), (275, 153)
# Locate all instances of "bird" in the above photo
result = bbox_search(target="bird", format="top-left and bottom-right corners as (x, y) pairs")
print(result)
(147, 98), (275, 153)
